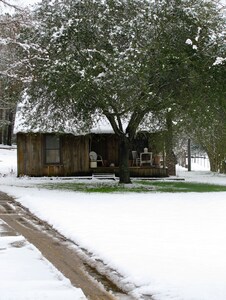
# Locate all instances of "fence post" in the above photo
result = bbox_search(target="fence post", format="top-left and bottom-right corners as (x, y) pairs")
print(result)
(188, 138), (191, 171)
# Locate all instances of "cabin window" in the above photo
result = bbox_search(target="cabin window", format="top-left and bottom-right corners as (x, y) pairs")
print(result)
(44, 135), (61, 164)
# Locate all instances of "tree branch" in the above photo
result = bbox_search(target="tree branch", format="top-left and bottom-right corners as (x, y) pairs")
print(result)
(105, 113), (124, 136)
(0, 0), (23, 11)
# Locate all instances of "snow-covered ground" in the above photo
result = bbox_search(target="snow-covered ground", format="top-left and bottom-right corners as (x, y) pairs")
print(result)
(0, 147), (86, 300)
(1, 147), (226, 300)
(0, 219), (86, 300)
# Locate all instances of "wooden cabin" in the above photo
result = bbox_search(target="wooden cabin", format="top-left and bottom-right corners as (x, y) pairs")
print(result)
(17, 130), (175, 177)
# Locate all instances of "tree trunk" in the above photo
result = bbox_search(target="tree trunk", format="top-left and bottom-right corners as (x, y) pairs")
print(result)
(206, 150), (220, 172)
(165, 111), (176, 176)
(118, 135), (131, 184)
(187, 138), (191, 171)
(6, 111), (14, 146)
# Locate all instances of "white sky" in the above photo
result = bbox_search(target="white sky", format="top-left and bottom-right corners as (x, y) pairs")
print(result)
(17, 0), (40, 6)
(3, 0), (226, 9)
(0, 0), (40, 13)
(1, 0), (225, 16)
(21, 0), (226, 5)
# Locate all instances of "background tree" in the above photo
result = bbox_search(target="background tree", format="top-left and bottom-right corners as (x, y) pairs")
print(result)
(19, 0), (225, 182)
(0, 13), (21, 145)
(0, 1), (32, 144)
(152, 0), (226, 173)
(182, 56), (226, 172)
(175, 6), (226, 173)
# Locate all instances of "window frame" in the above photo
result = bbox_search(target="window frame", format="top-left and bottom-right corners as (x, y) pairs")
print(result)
(44, 134), (62, 165)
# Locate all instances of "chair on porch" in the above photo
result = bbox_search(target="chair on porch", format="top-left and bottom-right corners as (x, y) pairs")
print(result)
(131, 151), (140, 166)
(89, 151), (104, 166)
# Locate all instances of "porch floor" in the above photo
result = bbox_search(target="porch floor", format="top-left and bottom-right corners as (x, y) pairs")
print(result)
(90, 166), (168, 178)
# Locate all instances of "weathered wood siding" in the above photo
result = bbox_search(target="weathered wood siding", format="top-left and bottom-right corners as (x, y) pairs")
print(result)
(17, 133), (43, 176)
(61, 134), (90, 176)
(17, 133), (90, 177)
(17, 132), (171, 177)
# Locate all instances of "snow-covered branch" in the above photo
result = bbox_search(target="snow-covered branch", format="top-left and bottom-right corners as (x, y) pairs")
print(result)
(0, 0), (23, 11)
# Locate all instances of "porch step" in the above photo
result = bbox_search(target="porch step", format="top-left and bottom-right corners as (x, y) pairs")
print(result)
(92, 173), (116, 180)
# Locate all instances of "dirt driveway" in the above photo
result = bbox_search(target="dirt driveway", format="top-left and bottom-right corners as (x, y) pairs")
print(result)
(0, 191), (135, 300)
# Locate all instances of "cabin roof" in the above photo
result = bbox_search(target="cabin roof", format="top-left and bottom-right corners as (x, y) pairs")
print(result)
(14, 112), (116, 135)
(14, 103), (126, 135)
(14, 109), (162, 136)
(14, 94), (162, 136)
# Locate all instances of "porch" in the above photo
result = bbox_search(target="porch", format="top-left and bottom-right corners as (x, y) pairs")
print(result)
(90, 166), (168, 178)
(89, 132), (170, 177)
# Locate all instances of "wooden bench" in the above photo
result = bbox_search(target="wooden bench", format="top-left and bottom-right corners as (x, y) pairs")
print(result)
(92, 173), (116, 180)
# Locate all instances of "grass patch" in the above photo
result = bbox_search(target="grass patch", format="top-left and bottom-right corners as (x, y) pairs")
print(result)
(136, 180), (226, 193)
(40, 182), (152, 193)
(39, 180), (226, 193)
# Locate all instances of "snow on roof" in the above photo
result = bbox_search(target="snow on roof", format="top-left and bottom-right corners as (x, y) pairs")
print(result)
(14, 92), (162, 136)
(13, 92), (130, 135)
(14, 110), (117, 135)
(14, 106), (161, 136)
(14, 102), (119, 135)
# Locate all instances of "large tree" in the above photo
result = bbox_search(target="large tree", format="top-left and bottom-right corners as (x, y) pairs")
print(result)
(20, 0), (225, 182)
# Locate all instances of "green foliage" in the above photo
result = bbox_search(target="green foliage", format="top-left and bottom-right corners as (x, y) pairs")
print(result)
(20, 0), (225, 136)
(172, 1), (226, 171)
(23, 0), (157, 132)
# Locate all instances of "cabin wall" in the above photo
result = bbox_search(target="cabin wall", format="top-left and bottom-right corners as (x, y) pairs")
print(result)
(17, 133), (43, 176)
(90, 134), (119, 166)
(17, 132), (174, 177)
(61, 134), (90, 176)
(17, 133), (90, 177)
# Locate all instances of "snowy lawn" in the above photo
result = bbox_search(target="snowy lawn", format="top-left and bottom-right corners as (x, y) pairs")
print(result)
(0, 219), (86, 300)
(1, 147), (226, 299)
(0, 147), (86, 300)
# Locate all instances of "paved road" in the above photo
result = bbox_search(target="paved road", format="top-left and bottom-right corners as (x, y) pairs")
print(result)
(0, 191), (134, 300)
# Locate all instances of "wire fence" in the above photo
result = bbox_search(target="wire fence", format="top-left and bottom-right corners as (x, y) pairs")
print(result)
(190, 155), (210, 169)
(177, 152), (210, 170)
